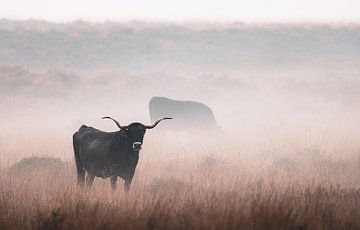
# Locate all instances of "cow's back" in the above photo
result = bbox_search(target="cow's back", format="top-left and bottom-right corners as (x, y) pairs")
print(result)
(73, 125), (132, 176)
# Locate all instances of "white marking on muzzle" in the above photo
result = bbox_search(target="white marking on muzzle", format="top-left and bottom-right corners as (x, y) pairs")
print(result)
(132, 142), (142, 151)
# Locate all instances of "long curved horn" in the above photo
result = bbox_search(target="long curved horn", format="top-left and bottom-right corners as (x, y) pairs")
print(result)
(102, 116), (128, 129)
(145, 117), (172, 129)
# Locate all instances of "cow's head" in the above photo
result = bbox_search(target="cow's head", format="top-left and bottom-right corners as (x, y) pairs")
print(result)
(102, 116), (172, 151)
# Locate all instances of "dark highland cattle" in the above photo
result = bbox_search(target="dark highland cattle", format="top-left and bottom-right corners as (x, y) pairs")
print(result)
(73, 116), (172, 191)
(149, 96), (219, 132)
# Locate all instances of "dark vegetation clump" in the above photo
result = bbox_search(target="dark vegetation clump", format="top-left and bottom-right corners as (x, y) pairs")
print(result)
(7, 156), (67, 181)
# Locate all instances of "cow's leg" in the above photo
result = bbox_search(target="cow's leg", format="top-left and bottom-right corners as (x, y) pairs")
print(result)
(75, 157), (85, 188)
(124, 176), (133, 192)
(86, 173), (95, 188)
(110, 176), (117, 190)
(73, 134), (85, 188)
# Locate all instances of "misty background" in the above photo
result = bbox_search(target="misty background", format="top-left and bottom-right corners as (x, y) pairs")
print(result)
(0, 20), (360, 161)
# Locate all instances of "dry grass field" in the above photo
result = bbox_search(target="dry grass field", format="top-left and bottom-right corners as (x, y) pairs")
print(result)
(1, 20), (359, 230)
(1, 128), (360, 230)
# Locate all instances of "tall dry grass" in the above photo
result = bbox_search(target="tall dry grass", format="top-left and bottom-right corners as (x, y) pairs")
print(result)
(1, 130), (360, 230)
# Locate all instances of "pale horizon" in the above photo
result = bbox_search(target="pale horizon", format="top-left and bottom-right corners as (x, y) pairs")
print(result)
(1, 0), (360, 23)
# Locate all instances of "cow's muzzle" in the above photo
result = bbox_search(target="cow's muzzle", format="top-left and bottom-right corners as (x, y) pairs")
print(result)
(132, 142), (142, 151)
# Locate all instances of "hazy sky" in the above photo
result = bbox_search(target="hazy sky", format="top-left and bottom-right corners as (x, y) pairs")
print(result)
(0, 0), (360, 23)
